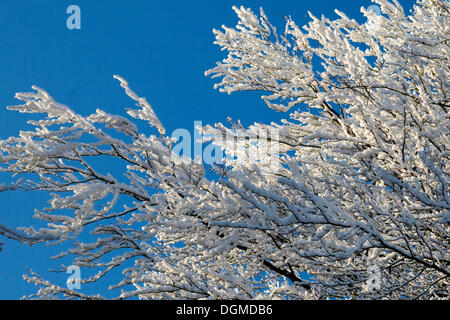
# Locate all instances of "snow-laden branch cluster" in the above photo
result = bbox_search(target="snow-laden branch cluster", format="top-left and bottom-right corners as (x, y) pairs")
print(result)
(0, 0), (448, 299)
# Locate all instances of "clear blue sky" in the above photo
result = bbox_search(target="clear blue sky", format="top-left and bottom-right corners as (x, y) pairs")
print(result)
(0, 0), (414, 299)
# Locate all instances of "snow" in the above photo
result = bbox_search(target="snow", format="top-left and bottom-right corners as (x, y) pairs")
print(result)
(0, 0), (448, 300)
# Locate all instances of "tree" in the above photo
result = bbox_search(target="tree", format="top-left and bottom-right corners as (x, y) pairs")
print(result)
(0, 0), (448, 299)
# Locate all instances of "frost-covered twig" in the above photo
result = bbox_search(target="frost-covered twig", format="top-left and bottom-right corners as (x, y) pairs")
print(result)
(0, 0), (448, 300)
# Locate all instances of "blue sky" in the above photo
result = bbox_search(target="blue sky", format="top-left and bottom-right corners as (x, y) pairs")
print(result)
(0, 0), (414, 299)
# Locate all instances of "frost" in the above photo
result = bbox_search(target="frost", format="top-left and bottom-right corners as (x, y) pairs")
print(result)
(114, 75), (165, 136)
(0, 0), (448, 300)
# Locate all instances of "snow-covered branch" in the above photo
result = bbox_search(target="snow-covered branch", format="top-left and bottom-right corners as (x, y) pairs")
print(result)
(0, 0), (448, 300)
